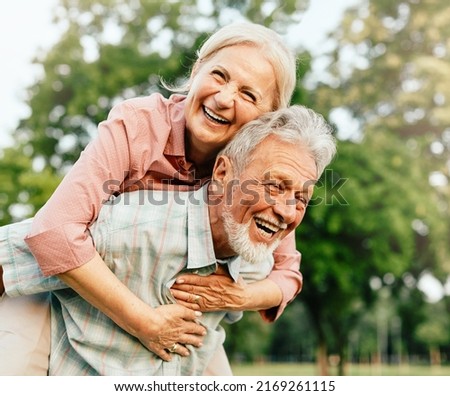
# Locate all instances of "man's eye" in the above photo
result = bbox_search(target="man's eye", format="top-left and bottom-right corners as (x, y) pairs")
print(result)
(296, 195), (308, 208)
(266, 183), (282, 193)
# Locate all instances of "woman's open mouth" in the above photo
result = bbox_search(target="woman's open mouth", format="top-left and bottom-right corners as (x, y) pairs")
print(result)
(203, 106), (230, 125)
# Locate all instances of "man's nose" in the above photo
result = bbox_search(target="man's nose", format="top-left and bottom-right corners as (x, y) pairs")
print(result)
(272, 196), (297, 225)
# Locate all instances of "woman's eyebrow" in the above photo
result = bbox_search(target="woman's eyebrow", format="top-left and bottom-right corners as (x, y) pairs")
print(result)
(214, 65), (230, 80)
(215, 65), (262, 99)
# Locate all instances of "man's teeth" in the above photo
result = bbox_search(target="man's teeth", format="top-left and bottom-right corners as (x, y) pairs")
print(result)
(255, 218), (281, 235)
(204, 106), (228, 124)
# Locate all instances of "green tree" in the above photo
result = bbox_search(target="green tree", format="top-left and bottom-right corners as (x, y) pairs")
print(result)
(313, 0), (450, 278)
(415, 300), (450, 365)
(295, 0), (450, 374)
(297, 130), (443, 374)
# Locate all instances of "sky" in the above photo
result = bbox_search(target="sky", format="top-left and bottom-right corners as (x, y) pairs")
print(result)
(0, 0), (447, 301)
(0, 0), (60, 146)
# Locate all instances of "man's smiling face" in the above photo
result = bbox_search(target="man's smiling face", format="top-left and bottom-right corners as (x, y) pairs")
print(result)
(220, 135), (317, 263)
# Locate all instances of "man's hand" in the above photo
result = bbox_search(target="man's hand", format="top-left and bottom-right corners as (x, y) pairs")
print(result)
(171, 266), (249, 312)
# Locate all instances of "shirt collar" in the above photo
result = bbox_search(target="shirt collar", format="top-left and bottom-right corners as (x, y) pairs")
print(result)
(163, 94), (188, 157)
(186, 184), (240, 282)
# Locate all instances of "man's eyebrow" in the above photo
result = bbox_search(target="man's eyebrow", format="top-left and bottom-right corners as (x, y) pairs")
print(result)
(262, 173), (316, 192)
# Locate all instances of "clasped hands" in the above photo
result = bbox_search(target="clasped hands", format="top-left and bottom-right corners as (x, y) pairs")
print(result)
(170, 265), (249, 312)
(148, 266), (248, 361)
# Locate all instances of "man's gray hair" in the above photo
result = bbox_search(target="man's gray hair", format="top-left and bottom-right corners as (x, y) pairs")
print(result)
(218, 105), (337, 178)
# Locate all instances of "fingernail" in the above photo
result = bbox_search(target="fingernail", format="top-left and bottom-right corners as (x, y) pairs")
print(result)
(195, 311), (202, 317)
(176, 278), (185, 284)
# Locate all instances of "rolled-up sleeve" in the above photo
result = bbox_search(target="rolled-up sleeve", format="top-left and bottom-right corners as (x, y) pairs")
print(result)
(1, 219), (67, 296)
(24, 99), (152, 276)
(258, 231), (303, 322)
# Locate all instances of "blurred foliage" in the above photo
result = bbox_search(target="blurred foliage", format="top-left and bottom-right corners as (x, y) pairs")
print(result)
(1, 0), (449, 375)
(300, 0), (450, 373)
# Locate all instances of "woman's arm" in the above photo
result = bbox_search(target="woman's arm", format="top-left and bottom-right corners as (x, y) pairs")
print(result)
(171, 266), (282, 312)
(24, 96), (170, 277)
(21, 96), (206, 357)
(1, 216), (206, 361)
(171, 231), (301, 322)
(59, 251), (206, 361)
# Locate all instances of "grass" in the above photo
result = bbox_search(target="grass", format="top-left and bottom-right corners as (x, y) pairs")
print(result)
(231, 362), (450, 376)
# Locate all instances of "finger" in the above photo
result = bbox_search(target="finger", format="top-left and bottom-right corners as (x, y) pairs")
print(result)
(171, 282), (197, 292)
(171, 344), (190, 357)
(152, 346), (172, 362)
(171, 298), (193, 310)
(186, 321), (207, 337)
(174, 274), (209, 286)
(171, 289), (194, 302)
(177, 334), (204, 349)
(179, 307), (204, 323)
(171, 291), (202, 310)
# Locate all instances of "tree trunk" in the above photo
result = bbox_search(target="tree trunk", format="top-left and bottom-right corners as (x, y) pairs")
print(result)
(430, 346), (441, 366)
(317, 340), (329, 376)
(337, 352), (346, 376)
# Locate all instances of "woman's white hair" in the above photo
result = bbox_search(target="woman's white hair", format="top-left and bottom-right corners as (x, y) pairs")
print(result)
(218, 105), (337, 179)
(163, 21), (296, 110)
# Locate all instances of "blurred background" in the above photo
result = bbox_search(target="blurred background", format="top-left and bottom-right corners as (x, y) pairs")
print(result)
(0, 0), (449, 376)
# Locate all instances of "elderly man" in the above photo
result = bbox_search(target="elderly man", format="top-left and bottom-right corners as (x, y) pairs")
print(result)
(0, 105), (336, 375)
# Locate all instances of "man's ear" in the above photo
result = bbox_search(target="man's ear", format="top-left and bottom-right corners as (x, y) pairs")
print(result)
(212, 155), (233, 185)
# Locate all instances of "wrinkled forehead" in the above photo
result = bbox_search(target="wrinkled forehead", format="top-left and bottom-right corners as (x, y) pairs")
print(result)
(245, 141), (317, 186)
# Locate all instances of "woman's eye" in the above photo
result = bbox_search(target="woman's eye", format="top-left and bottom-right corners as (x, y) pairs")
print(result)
(212, 70), (226, 81)
(243, 91), (256, 102)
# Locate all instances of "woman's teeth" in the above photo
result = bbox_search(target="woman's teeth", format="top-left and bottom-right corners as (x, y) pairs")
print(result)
(203, 106), (229, 124)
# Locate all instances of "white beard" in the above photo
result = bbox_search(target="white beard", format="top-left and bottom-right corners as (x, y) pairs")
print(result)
(222, 207), (282, 264)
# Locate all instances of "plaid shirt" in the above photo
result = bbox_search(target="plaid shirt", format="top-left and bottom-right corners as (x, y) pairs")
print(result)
(1, 186), (273, 375)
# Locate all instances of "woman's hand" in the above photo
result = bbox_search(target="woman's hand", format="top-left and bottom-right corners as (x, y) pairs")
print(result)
(136, 304), (207, 362)
(171, 265), (284, 314)
(170, 266), (249, 312)
(58, 252), (207, 362)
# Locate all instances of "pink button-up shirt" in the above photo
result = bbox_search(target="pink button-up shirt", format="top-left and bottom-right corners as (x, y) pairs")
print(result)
(24, 93), (302, 321)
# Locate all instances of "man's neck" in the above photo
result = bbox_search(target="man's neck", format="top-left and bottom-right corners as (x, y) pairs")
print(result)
(207, 195), (235, 259)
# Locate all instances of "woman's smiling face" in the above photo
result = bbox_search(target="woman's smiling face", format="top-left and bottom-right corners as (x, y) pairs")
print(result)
(184, 44), (277, 159)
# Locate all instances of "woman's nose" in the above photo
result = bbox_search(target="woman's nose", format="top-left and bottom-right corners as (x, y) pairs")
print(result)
(215, 84), (237, 108)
